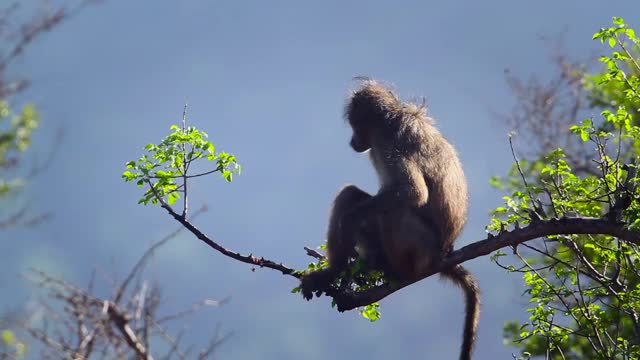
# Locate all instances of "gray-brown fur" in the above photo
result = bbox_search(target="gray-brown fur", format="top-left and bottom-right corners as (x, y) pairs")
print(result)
(300, 185), (389, 296)
(300, 80), (479, 360)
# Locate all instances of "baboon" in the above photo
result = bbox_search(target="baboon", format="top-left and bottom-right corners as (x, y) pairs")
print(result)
(300, 79), (480, 360)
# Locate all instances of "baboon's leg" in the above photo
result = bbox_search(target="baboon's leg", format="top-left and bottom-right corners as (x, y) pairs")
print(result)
(326, 185), (372, 268)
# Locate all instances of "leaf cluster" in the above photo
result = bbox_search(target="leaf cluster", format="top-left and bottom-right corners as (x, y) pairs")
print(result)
(494, 17), (640, 360)
(293, 243), (387, 321)
(0, 101), (38, 196)
(122, 123), (240, 207)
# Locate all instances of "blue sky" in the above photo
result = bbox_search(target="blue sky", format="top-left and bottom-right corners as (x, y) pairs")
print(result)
(2, 0), (640, 359)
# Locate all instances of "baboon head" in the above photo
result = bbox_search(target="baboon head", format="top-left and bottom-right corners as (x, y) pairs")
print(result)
(344, 80), (404, 153)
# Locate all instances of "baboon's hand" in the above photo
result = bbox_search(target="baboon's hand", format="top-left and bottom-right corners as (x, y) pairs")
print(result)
(299, 276), (315, 301)
(299, 269), (335, 301)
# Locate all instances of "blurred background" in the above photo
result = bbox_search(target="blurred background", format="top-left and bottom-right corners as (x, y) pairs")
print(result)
(2, 0), (640, 358)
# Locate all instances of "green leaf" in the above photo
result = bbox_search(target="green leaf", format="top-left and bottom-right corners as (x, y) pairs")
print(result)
(167, 191), (179, 205)
(580, 130), (589, 142)
(625, 28), (636, 39)
(2, 330), (16, 345)
(222, 170), (232, 182)
(206, 142), (215, 153)
(361, 303), (381, 322)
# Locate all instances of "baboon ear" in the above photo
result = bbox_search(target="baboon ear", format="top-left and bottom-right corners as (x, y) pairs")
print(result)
(352, 75), (371, 82)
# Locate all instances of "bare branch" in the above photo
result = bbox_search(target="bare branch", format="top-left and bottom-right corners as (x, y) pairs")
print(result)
(160, 203), (299, 276)
(10, 212), (230, 359)
(105, 301), (153, 360)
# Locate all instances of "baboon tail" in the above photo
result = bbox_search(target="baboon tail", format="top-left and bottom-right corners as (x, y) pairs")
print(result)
(441, 265), (480, 360)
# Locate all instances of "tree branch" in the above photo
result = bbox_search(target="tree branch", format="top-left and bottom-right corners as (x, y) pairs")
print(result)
(327, 217), (640, 311)
(160, 203), (299, 277)
(162, 189), (640, 312)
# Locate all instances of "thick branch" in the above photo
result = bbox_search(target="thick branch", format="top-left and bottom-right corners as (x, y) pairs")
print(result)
(329, 216), (640, 311)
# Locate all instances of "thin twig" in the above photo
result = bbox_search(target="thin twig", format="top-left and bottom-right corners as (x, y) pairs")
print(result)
(181, 103), (189, 218)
